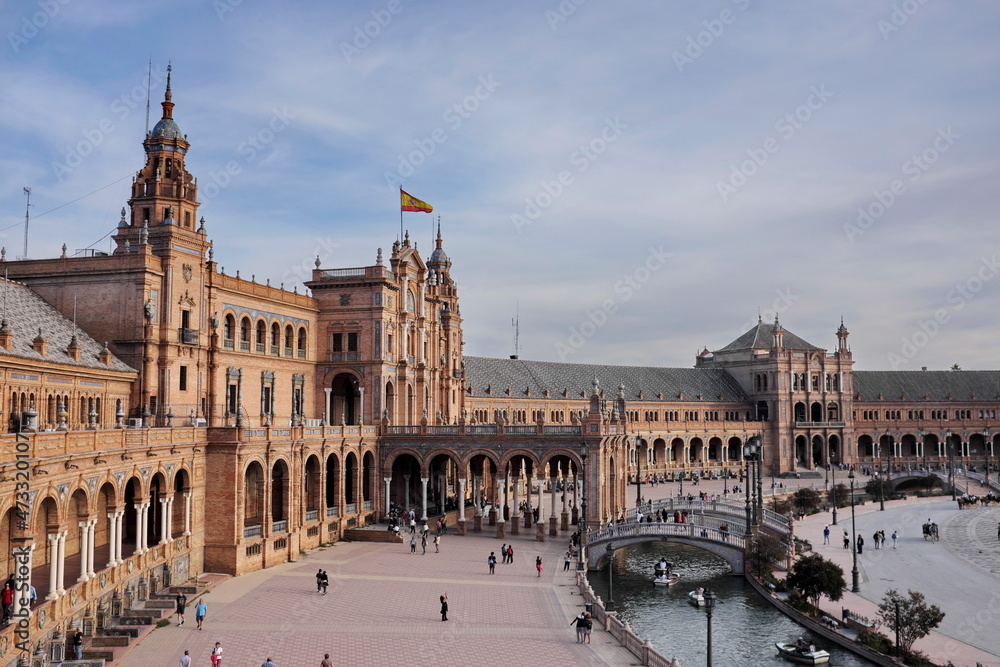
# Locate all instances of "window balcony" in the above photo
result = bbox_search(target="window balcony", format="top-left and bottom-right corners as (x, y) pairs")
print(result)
(243, 524), (262, 539)
(178, 328), (199, 345)
(271, 520), (287, 534)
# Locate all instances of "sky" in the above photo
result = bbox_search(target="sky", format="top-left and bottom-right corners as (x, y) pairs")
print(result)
(1, 0), (999, 372)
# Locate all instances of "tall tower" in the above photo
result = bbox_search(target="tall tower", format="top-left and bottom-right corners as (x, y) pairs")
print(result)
(114, 64), (205, 253)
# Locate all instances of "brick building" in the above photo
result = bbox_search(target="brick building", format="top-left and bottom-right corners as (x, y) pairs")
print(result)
(0, 74), (996, 661)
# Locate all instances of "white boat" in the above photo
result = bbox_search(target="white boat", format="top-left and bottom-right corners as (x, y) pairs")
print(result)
(687, 588), (705, 606)
(652, 572), (681, 586)
(775, 642), (830, 664)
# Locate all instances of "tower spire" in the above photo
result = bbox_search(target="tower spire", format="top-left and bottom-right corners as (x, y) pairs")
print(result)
(162, 62), (174, 119)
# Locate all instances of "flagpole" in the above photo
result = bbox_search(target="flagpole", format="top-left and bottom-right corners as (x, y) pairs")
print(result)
(399, 187), (404, 243)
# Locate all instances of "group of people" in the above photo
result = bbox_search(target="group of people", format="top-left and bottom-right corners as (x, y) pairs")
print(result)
(315, 569), (330, 594)
(408, 532), (440, 554)
(570, 611), (593, 643)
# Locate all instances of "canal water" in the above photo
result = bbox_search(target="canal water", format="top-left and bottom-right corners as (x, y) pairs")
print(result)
(588, 542), (875, 666)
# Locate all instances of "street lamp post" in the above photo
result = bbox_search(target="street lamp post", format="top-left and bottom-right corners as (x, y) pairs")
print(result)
(606, 543), (614, 605)
(743, 438), (757, 534)
(849, 470), (859, 592)
(755, 437), (764, 525)
(770, 463), (775, 497)
(577, 442), (588, 571)
(984, 428), (991, 490)
(947, 429), (955, 501)
(831, 455), (838, 526)
(881, 428), (890, 511)
(635, 438), (643, 507)
(704, 589), (717, 667)
(723, 465), (728, 496)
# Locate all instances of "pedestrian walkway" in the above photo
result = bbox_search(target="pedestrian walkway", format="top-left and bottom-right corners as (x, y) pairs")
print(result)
(117, 531), (651, 667)
(798, 495), (1000, 665)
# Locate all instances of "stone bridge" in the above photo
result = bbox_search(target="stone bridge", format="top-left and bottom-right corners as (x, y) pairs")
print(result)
(585, 498), (794, 575)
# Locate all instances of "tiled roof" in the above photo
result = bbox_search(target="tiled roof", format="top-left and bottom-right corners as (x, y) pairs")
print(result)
(464, 356), (748, 402)
(716, 320), (821, 353)
(0, 279), (135, 373)
(854, 370), (1000, 402)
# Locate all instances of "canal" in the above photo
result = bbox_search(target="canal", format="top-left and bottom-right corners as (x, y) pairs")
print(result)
(587, 542), (875, 666)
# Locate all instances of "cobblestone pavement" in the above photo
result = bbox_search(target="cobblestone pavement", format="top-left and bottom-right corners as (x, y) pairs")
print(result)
(801, 497), (1000, 665)
(117, 530), (647, 667)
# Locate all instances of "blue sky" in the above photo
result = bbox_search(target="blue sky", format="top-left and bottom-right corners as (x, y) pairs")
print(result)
(2, 0), (999, 371)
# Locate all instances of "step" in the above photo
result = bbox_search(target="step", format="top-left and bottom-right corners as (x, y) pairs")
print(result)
(144, 600), (175, 609)
(82, 648), (116, 661)
(91, 635), (130, 648)
(123, 608), (162, 619)
(116, 616), (153, 626)
(104, 627), (141, 638)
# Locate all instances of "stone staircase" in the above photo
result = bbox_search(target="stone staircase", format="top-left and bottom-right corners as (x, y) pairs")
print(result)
(84, 576), (229, 664)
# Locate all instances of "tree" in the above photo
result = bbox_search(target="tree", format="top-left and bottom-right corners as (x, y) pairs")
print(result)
(785, 553), (845, 612)
(865, 477), (890, 499)
(826, 483), (848, 507)
(770, 497), (792, 515)
(876, 589), (944, 654)
(792, 487), (822, 515)
(747, 533), (786, 577)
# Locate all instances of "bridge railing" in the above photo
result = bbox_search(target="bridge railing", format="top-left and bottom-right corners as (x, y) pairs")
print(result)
(620, 497), (792, 536)
(588, 521), (746, 551)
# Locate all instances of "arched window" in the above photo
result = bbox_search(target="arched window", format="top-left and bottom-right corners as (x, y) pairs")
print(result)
(256, 320), (266, 352)
(270, 322), (280, 353)
(240, 317), (251, 350)
(284, 325), (294, 355)
(224, 314), (236, 342)
(406, 291), (415, 313)
(297, 327), (307, 358)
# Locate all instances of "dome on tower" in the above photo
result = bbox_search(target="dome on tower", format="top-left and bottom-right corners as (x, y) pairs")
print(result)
(150, 117), (182, 140)
(429, 245), (449, 266)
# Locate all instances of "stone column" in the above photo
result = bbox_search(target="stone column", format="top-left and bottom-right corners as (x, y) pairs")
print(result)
(86, 519), (97, 578)
(134, 503), (144, 555)
(159, 498), (171, 544)
(457, 478), (467, 535)
(403, 474), (411, 512)
(549, 472), (559, 536)
(115, 511), (125, 564)
(510, 476), (520, 535)
(420, 477), (429, 521)
(183, 493), (192, 536)
(77, 521), (91, 582)
(560, 470), (570, 531)
(358, 387), (365, 424)
(439, 474), (447, 517)
(46, 533), (60, 600)
(524, 474), (534, 528)
(107, 512), (118, 568)
(56, 531), (67, 594)
(383, 477), (392, 515)
(495, 478), (506, 538)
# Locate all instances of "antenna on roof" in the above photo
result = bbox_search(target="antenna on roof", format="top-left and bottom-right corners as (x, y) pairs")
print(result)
(2, 269), (7, 322)
(145, 57), (152, 135)
(73, 294), (78, 333)
(510, 303), (520, 360)
(21, 187), (33, 259)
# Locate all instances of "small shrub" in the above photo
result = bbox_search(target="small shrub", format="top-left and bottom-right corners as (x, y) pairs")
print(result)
(855, 629), (892, 654)
(156, 619), (171, 628)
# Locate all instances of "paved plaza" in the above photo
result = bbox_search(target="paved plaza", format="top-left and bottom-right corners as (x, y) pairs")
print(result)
(118, 528), (646, 667)
(118, 473), (1000, 667)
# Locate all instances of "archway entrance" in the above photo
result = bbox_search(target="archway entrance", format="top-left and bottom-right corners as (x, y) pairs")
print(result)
(330, 373), (360, 425)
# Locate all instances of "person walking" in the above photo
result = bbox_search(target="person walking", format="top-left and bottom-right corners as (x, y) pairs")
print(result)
(195, 599), (207, 630)
(536, 556), (543, 577)
(857, 534), (864, 554)
(421, 534), (427, 555)
(261, 658), (278, 667)
(571, 612), (586, 643)
(320, 654), (334, 667)
(175, 592), (187, 626)
(316, 568), (324, 592)
(410, 536), (417, 554)
(440, 594), (449, 621)
(563, 551), (571, 571)
(823, 525), (830, 545)
(488, 551), (497, 574)
(211, 642), (223, 666)
(843, 531), (849, 549)
(320, 570), (329, 594)
(1, 583), (12, 624)
(434, 534), (440, 553)
(583, 613), (593, 644)
(179, 649), (192, 667)
(72, 629), (84, 660)
(507, 544), (514, 564)
(500, 543), (507, 564)
(891, 530), (898, 549)
(410, 517), (416, 534)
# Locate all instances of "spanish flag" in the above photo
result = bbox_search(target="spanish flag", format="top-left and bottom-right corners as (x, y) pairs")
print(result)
(401, 189), (433, 213)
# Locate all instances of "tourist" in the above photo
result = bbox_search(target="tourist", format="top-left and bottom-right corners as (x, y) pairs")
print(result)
(320, 654), (334, 667)
(843, 531), (849, 549)
(211, 642), (223, 666)
(176, 591), (187, 625)
(564, 551), (571, 571)
(73, 629), (84, 660)
(434, 534), (440, 553)
(316, 568), (323, 592)
(536, 556), (543, 577)
(195, 599), (207, 630)
(856, 534), (864, 554)
(583, 613), (593, 643)
(891, 530), (898, 549)
(421, 534), (427, 555)
(179, 649), (192, 667)
(440, 594), (449, 621)
(500, 543), (507, 563)
(488, 552), (497, 574)
(261, 657), (278, 667)
(320, 570), (329, 594)
(410, 536), (417, 554)
(507, 545), (514, 563)
(823, 525), (830, 545)
(571, 611), (587, 643)
(0, 583), (12, 623)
